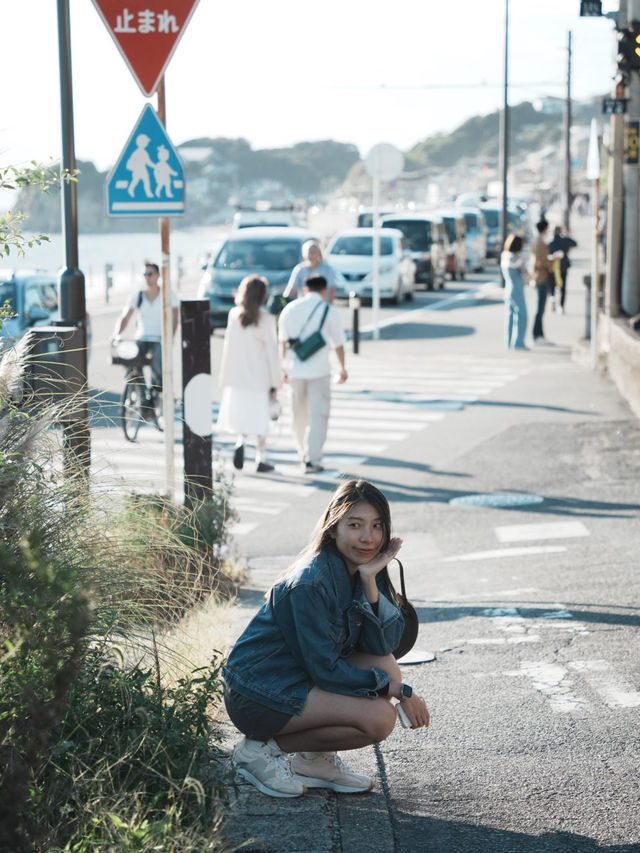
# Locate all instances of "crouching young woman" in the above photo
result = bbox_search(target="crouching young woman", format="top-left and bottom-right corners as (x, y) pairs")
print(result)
(223, 479), (430, 798)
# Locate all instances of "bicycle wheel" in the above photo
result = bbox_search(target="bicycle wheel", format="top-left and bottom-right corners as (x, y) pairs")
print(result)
(121, 376), (145, 441)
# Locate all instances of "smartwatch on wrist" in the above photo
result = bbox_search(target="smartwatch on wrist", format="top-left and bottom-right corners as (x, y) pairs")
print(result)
(400, 683), (413, 699)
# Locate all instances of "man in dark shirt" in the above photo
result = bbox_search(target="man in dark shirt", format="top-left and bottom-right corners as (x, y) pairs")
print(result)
(548, 225), (578, 314)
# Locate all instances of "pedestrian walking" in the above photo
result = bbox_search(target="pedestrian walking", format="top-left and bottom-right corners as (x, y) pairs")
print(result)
(283, 240), (338, 303)
(217, 275), (281, 474)
(529, 219), (555, 346)
(113, 261), (179, 393)
(548, 225), (577, 314)
(500, 233), (528, 350)
(223, 478), (430, 798)
(278, 275), (347, 474)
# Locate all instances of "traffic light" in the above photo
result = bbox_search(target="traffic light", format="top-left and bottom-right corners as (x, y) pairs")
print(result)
(618, 24), (640, 72)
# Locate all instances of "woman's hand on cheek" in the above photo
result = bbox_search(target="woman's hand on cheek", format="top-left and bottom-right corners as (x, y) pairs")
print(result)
(357, 537), (403, 578)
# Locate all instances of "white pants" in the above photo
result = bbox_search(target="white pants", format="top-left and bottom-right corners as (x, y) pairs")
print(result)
(289, 375), (331, 465)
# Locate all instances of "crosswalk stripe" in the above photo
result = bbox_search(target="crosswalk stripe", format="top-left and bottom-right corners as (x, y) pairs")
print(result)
(495, 521), (590, 542)
(90, 352), (532, 535)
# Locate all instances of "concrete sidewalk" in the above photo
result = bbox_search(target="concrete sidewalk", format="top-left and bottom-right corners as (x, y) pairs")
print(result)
(216, 214), (640, 852)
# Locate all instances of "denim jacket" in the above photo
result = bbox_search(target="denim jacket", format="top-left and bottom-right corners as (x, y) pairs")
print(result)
(223, 548), (404, 715)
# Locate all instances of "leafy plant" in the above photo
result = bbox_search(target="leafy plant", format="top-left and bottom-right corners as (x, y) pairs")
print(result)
(0, 345), (239, 851)
(0, 160), (77, 256)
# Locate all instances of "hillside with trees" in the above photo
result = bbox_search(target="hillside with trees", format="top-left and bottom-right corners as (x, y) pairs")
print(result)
(15, 97), (601, 233)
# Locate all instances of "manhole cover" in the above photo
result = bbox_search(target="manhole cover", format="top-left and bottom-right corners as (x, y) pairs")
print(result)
(449, 493), (544, 508)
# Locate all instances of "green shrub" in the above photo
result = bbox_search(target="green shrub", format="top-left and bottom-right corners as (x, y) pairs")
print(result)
(34, 647), (232, 852)
(0, 354), (239, 851)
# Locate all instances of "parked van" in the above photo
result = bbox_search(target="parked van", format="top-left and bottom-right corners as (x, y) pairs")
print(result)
(479, 202), (524, 259)
(455, 207), (487, 272)
(380, 213), (447, 289)
(437, 209), (467, 281)
(356, 207), (394, 228)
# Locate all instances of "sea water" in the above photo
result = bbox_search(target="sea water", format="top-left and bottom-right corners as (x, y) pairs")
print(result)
(13, 226), (229, 300)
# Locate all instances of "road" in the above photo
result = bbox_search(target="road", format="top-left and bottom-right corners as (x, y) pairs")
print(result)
(84, 235), (640, 851)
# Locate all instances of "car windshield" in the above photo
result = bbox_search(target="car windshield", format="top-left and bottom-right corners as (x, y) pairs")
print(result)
(442, 218), (457, 243)
(382, 220), (431, 251)
(24, 279), (58, 312)
(330, 235), (393, 256)
(214, 239), (301, 271)
(483, 209), (499, 228)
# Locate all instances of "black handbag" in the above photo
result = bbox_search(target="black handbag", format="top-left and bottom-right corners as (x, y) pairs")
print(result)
(386, 558), (419, 660)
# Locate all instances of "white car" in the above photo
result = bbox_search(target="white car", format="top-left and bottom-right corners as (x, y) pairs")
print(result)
(327, 228), (415, 303)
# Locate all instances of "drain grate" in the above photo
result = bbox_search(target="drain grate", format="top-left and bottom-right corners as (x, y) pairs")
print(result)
(449, 492), (544, 508)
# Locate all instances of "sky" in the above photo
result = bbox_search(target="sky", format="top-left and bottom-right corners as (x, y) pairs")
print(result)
(2, 0), (619, 175)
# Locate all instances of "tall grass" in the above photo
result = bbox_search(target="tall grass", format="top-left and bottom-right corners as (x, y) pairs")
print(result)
(0, 343), (240, 852)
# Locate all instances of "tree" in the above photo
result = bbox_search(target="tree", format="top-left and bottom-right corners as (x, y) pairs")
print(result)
(0, 161), (74, 257)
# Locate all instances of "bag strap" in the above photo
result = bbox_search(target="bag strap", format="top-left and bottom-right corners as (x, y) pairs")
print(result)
(317, 303), (329, 331)
(393, 557), (408, 600)
(297, 299), (327, 339)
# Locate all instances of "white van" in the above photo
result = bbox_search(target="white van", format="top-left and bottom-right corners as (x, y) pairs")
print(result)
(456, 207), (488, 272)
(380, 213), (447, 290)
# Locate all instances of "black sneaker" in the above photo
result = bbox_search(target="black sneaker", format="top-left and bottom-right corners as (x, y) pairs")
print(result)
(233, 445), (244, 470)
(305, 463), (324, 474)
(256, 461), (274, 473)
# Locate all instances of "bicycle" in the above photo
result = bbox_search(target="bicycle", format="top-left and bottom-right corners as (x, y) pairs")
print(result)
(111, 339), (164, 441)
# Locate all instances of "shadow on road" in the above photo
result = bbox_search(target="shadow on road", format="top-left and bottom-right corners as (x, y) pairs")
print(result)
(378, 322), (475, 340)
(393, 811), (639, 853)
(352, 474), (640, 519)
(410, 602), (640, 629)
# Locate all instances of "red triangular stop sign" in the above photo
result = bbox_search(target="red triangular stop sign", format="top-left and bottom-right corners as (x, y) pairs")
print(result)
(91, 0), (199, 97)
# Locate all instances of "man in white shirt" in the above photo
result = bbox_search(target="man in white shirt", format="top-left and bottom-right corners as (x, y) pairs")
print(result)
(282, 240), (338, 303)
(113, 261), (179, 392)
(278, 276), (347, 474)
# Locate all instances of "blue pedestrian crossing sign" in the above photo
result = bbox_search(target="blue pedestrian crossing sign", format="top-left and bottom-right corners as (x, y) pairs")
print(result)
(106, 104), (185, 217)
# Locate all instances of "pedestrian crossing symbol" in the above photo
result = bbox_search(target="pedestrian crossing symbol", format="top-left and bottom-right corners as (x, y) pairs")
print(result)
(106, 104), (185, 216)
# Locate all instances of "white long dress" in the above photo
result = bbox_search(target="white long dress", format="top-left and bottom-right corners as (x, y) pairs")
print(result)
(216, 307), (281, 437)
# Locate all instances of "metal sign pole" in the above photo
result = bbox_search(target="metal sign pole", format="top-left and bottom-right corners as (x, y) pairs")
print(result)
(157, 77), (176, 498)
(591, 177), (600, 369)
(56, 0), (90, 479)
(372, 170), (380, 340)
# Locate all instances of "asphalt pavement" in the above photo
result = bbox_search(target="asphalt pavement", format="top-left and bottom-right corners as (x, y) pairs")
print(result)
(211, 216), (640, 852)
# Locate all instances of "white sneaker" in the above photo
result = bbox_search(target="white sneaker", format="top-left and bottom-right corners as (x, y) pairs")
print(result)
(291, 751), (374, 794)
(533, 337), (553, 346)
(232, 737), (306, 798)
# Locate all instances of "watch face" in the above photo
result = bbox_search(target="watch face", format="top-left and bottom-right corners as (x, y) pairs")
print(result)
(401, 683), (413, 698)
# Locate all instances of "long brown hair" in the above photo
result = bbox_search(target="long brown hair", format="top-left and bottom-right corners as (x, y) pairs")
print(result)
(503, 233), (523, 253)
(273, 479), (396, 593)
(307, 479), (391, 556)
(236, 275), (267, 327)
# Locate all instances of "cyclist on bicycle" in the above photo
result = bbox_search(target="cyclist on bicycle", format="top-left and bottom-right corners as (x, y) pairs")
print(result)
(113, 261), (179, 394)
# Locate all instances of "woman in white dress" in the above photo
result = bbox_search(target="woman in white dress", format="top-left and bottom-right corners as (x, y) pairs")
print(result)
(217, 275), (281, 473)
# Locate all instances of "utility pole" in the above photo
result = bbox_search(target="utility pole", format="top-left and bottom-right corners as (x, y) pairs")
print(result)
(499, 0), (509, 267)
(621, 2), (640, 316)
(563, 31), (572, 230)
(56, 0), (90, 478)
(603, 0), (627, 319)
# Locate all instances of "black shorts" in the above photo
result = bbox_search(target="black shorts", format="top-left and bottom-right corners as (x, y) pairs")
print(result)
(223, 685), (293, 742)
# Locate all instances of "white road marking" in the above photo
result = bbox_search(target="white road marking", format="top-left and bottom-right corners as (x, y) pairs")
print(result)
(504, 661), (591, 713)
(495, 521), (590, 543)
(568, 660), (640, 708)
(440, 545), (567, 562)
